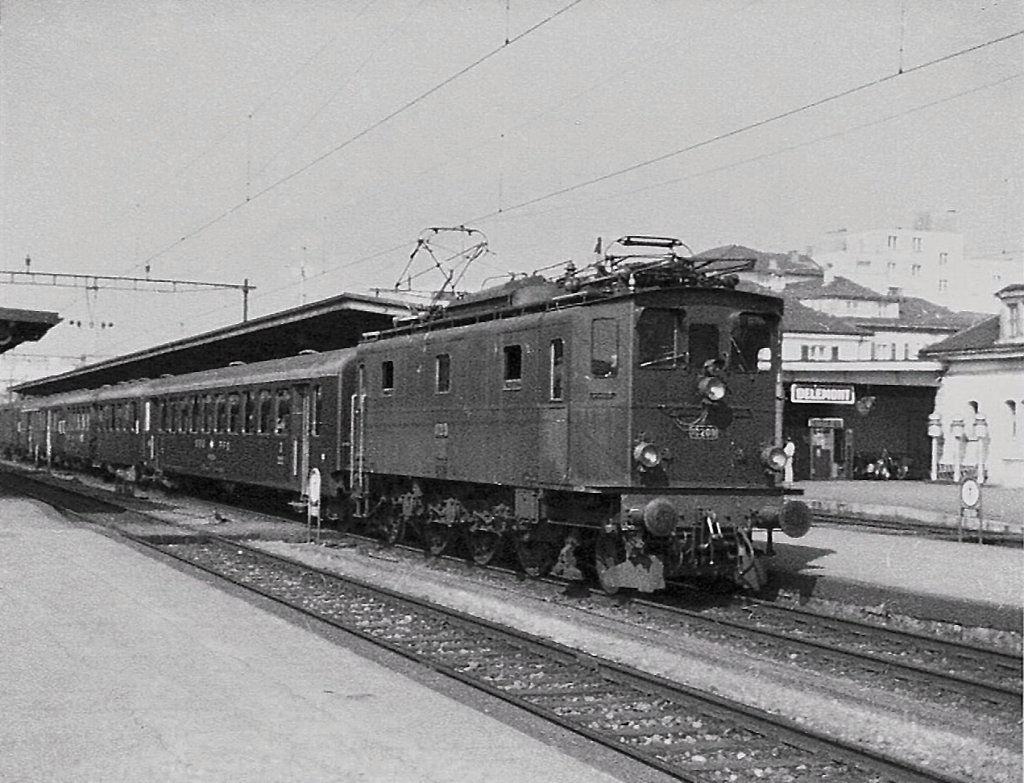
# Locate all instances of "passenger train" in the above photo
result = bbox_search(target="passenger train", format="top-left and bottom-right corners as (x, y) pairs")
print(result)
(0, 236), (809, 593)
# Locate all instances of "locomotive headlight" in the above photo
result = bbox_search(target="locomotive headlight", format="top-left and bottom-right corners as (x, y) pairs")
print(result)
(761, 445), (788, 472)
(633, 442), (662, 470)
(698, 376), (727, 403)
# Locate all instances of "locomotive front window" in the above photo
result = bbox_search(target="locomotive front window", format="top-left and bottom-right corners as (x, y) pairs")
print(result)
(591, 318), (619, 378)
(503, 345), (522, 388)
(436, 354), (451, 393)
(637, 308), (685, 368)
(688, 323), (720, 368)
(729, 313), (775, 373)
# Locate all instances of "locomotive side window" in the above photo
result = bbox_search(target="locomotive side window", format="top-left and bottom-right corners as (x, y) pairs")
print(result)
(381, 360), (394, 394)
(275, 389), (291, 434)
(591, 318), (619, 378)
(503, 345), (522, 388)
(436, 354), (451, 394)
(688, 323), (720, 368)
(637, 308), (685, 368)
(190, 396), (200, 433)
(550, 339), (564, 401)
(729, 313), (775, 373)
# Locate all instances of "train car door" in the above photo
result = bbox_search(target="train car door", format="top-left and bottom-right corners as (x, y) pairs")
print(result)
(144, 399), (156, 463)
(293, 385), (311, 492)
(349, 364), (366, 513)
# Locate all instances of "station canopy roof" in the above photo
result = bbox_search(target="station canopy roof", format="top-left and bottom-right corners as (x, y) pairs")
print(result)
(0, 307), (61, 355)
(12, 292), (413, 397)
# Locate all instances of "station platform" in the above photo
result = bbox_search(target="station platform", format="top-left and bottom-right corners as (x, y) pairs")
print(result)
(0, 496), (636, 783)
(768, 480), (1023, 631)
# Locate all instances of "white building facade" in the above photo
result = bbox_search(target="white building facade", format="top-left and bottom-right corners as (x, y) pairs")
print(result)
(922, 284), (1024, 488)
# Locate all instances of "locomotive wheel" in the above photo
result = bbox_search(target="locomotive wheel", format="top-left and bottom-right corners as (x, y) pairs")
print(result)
(379, 513), (405, 546)
(593, 533), (622, 595)
(424, 523), (454, 556)
(467, 530), (503, 565)
(514, 533), (558, 577)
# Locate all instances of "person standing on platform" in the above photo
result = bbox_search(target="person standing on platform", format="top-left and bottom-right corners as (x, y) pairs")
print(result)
(783, 436), (796, 485)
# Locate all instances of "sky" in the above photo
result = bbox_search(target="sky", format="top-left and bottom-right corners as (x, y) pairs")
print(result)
(1, 0), (1021, 381)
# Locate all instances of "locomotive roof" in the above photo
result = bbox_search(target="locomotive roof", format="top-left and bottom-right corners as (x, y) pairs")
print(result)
(365, 255), (780, 343)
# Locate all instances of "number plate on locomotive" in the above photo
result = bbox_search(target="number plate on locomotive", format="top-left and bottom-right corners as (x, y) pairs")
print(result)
(688, 424), (719, 440)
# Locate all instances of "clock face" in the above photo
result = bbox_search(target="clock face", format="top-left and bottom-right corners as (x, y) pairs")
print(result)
(960, 479), (980, 508)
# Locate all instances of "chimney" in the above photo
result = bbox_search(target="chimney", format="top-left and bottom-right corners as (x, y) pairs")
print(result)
(822, 262), (835, 284)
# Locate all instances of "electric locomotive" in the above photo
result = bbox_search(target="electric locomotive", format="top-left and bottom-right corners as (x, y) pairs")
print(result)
(350, 236), (809, 592)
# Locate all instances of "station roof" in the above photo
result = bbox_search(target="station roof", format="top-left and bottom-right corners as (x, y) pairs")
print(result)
(0, 307), (61, 355)
(12, 292), (412, 397)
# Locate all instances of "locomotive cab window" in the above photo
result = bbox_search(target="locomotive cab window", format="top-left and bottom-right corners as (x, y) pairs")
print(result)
(591, 318), (619, 378)
(381, 360), (394, 395)
(435, 354), (451, 394)
(503, 345), (522, 389)
(637, 308), (685, 368)
(688, 323), (721, 369)
(729, 313), (775, 373)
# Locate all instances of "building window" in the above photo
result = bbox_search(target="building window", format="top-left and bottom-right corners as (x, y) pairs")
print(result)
(550, 339), (564, 401)
(938, 279), (948, 292)
(800, 345), (809, 361)
(912, 237), (922, 252)
(887, 235), (897, 248)
(939, 252), (948, 265)
(887, 261), (897, 276)
(1006, 400), (1018, 439)
(856, 259), (871, 268)
(831, 346), (839, 361)
(435, 354), (451, 393)
(1009, 303), (1021, 337)
(911, 264), (921, 277)
(502, 345), (522, 388)
(381, 360), (394, 394)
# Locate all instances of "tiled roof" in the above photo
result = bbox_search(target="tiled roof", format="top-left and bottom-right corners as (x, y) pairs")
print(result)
(737, 282), (866, 335)
(697, 245), (823, 276)
(919, 316), (1000, 356)
(783, 276), (892, 301)
(859, 297), (989, 331)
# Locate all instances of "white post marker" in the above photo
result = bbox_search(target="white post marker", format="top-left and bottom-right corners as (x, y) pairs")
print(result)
(307, 467), (322, 544)
(958, 475), (982, 544)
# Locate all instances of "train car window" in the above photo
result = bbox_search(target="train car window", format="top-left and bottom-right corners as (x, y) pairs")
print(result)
(688, 323), (720, 368)
(381, 361), (394, 394)
(130, 401), (139, 434)
(227, 393), (240, 433)
(729, 313), (775, 373)
(311, 385), (321, 436)
(637, 308), (685, 368)
(550, 339), (564, 401)
(503, 345), (522, 388)
(591, 318), (619, 378)
(203, 395), (215, 433)
(275, 389), (291, 435)
(188, 396), (198, 433)
(160, 400), (169, 432)
(244, 391), (257, 433)
(218, 393), (230, 429)
(435, 354), (451, 394)
(258, 390), (272, 434)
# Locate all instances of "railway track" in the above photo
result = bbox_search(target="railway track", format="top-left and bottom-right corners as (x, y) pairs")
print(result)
(4, 468), (1018, 781)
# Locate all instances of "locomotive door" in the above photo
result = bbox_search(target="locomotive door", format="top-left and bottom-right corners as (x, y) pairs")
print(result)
(539, 337), (569, 482)
(349, 364), (367, 512)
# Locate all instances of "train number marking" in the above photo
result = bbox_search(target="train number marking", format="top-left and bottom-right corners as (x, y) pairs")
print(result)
(688, 424), (719, 440)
